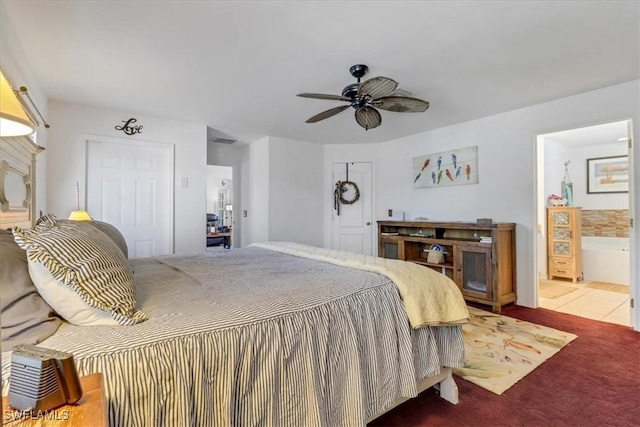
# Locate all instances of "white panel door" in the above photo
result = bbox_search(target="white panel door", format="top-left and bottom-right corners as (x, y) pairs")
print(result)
(331, 162), (373, 255)
(87, 138), (173, 258)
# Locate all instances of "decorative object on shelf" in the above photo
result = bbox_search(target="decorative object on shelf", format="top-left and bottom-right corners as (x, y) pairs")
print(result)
(413, 146), (478, 189)
(333, 163), (360, 215)
(426, 244), (445, 264)
(115, 118), (143, 135)
(68, 182), (92, 221)
(586, 155), (629, 194)
(297, 64), (429, 130)
(547, 193), (567, 206)
(561, 160), (573, 206)
(0, 70), (35, 137)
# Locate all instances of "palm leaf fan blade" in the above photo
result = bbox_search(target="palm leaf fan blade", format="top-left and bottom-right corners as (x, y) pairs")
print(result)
(358, 76), (398, 99)
(305, 105), (350, 123)
(373, 96), (430, 113)
(297, 93), (351, 101)
(355, 107), (381, 130)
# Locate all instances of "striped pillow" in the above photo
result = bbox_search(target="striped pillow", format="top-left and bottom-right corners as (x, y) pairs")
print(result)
(12, 215), (147, 326)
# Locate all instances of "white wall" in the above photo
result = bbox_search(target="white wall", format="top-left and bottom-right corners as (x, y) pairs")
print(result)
(324, 80), (640, 317)
(544, 139), (573, 201)
(268, 137), (324, 247)
(242, 136), (324, 247)
(47, 101), (207, 254)
(246, 137), (270, 245)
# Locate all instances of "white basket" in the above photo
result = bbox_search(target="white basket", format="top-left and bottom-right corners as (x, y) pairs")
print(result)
(426, 244), (445, 264)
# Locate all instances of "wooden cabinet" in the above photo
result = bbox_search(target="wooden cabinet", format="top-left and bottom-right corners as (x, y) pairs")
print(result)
(547, 207), (582, 283)
(378, 220), (516, 312)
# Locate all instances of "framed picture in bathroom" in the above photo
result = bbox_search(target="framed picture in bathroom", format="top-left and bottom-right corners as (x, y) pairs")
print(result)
(586, 155), (629, 194)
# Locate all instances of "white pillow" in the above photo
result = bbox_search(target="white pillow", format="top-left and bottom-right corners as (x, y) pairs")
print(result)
(27, 261), (120, 326)
(12, 214), (147, 326)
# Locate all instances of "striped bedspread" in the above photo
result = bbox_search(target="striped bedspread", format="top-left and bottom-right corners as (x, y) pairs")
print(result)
(2, 246), (464, 426)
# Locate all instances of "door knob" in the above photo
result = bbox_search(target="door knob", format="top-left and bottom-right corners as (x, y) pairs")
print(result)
(366, 222), (371, 225)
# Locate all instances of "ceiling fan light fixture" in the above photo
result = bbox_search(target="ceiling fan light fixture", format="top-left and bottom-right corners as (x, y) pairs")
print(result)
(297, 64), (429, 130)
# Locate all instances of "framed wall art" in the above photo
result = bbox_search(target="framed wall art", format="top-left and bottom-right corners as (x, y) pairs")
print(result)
(586, 155), (628, 194)
(413, 145), (478, 189)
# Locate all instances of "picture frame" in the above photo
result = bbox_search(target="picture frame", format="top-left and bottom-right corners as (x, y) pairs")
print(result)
(586, 155), (629, 194)
(413, 145), (478, 189)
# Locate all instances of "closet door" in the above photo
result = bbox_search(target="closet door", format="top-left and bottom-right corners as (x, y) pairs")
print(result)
(86, 137), (174, 258)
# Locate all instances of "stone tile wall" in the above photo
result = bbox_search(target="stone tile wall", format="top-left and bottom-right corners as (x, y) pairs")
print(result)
(581, 209), (629, 237)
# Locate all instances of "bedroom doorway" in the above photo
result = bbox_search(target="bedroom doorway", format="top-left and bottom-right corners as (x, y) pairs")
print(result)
(207, 165), (233, 251)
(86, 136), (174, 258)
(535, 119), (634, 327)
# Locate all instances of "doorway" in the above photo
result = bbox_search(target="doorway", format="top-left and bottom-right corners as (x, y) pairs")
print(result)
(207, 165), (233, 251)
(535, 120), (633, 326)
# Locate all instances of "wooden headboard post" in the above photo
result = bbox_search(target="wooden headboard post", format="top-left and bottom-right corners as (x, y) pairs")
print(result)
(0, 135), (44, 229)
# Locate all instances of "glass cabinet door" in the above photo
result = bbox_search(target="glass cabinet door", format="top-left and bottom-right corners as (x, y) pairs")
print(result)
(381, 241), (399, 259)
(456, 247), (492, 300)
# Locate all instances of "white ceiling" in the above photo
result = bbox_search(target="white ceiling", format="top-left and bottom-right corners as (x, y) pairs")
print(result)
(2, 1), (638, 145)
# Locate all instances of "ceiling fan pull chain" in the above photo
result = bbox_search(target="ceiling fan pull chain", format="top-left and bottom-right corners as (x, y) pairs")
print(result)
(346, 162), (349, 182)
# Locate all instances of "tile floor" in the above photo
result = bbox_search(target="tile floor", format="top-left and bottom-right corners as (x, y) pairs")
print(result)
(538, 279), (631, 326)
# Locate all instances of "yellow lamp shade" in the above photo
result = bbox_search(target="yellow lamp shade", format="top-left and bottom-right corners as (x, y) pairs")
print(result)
(68, 210), (92, 221)
(0, 71), (35, 137)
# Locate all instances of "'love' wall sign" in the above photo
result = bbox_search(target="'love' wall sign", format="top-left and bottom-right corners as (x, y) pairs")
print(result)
(115, 118), (143, 135)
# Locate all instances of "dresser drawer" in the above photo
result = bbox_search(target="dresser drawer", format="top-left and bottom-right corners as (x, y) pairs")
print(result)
(551, 258), (574, 268)
(551, 267), (575, 277)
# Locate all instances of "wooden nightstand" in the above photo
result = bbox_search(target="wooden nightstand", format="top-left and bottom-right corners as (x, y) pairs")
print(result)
(2, 373), (107, 426)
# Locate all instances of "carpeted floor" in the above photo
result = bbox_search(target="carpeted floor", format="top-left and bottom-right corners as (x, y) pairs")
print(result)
(369, 305), (640, 427)
(453, 306), (576, 395)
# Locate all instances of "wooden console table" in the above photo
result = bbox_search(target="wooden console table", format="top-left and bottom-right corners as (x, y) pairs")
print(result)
(378, 220), (517, 312)
(2, 373), (107, 426)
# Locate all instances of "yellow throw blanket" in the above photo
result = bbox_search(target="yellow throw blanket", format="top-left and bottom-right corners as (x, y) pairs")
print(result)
(249, 242), (469, 328)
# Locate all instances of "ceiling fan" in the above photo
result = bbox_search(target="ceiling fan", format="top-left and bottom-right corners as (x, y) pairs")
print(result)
(297, 64), (429, 130)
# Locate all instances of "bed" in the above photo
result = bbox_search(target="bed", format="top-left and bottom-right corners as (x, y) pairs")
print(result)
(1, 216), (468, 426)
(0, 135), (468, 425)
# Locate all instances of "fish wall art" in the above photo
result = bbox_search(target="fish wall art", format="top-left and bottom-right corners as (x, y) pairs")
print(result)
(413, 145), (479, 189)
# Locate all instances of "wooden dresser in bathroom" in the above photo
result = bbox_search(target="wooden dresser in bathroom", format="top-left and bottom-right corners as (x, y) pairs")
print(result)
(547, 206), (582, 283)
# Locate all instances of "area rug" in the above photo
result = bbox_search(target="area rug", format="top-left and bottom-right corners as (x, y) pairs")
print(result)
(585, 281), (629, 294)
(453, 306), (577, 395)
(539, 280), (577, 299)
